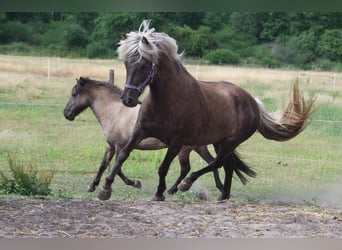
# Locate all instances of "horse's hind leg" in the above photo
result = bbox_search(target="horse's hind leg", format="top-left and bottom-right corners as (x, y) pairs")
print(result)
(153, 143), (183, 201)
(194, 146), (224, 192)
(178, 142), (235, 196)
(87, 143), (115, 192)
(167, 146), (191, 195)
(218, 156), (234, 201)
(117, 170), (142, 189)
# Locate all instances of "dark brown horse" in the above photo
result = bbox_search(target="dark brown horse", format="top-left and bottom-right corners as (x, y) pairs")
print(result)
(98, 20), (315, 201)
(63, 77), (255, 197)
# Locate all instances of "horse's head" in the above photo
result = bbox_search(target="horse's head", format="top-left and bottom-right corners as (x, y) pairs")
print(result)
(118, 20), (180, 108)
(121, 52), (156, 107)
(63, 77), (91, 121)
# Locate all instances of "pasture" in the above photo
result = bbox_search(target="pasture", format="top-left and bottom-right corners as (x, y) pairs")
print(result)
(0, 54), (341, 206)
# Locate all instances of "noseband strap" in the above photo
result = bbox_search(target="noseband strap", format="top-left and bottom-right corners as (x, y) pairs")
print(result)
(124, 62), (156, 93)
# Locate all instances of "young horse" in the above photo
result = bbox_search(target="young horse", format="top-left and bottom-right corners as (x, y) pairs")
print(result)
(98, 20), (315, 201)
(63, 77), (255, 196)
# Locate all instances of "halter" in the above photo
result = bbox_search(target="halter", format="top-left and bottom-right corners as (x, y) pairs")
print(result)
(124, 62), (156, 93)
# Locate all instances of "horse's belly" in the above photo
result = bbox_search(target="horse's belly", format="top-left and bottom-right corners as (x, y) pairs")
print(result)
(136, 137), (167, 150)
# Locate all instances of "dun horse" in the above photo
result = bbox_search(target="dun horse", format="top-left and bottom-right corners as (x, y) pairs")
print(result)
(98, 20), (315, 201)
(63, 77), (255, 196)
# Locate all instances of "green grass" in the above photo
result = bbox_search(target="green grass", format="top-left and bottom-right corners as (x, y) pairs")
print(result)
(0, 154), (54, 196)
(0, 56), (341, 205)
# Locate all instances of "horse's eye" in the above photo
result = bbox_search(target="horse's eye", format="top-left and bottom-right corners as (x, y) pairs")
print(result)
(72, 87), (78, 96)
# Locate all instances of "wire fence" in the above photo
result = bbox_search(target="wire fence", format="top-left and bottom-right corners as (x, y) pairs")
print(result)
(1, 102), (341, 167)
(1, 56), (341, 169)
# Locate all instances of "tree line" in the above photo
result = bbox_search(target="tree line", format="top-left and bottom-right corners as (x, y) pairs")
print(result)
(0, 12), (341, 71)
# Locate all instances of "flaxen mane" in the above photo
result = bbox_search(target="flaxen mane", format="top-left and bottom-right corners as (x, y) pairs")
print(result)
(117, 20), (182, 63)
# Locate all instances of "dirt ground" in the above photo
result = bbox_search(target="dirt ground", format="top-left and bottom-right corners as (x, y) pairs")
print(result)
(0, 197), (341, 238)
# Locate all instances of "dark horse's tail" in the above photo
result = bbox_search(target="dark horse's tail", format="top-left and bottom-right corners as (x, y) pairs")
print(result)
(232, 151), (256, 185)
(256, 82), (315, 142)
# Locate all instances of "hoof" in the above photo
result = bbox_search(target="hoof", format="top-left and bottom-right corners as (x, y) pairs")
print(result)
(167, 187), (178, 195)
(217, 194), (230, 201)
(97, 188), (112, 201)
(177, 178), (193, 192)
(87, 185), (96, 193)
(151, 194), (165, 201)
(134, 180), (142, 189)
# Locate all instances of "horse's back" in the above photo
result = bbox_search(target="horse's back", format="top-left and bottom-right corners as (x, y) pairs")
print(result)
(191, 80), (260, 144)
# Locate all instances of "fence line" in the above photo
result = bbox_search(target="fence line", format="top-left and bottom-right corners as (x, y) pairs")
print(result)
(240, 153), (342, 166)
(0, 102), (64, 107)
(1, 102), (342, 124)
(0, 151), (341, 166)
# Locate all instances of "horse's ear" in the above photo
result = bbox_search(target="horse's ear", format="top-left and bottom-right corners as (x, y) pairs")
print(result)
(122, 34), (127, 40)
(142, 36), (149, 44)
(79, 77), (86, 86)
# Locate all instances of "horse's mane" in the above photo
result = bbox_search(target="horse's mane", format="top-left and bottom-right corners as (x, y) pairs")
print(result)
(78, 77), (123, 96)
(117, 20), (182, 63)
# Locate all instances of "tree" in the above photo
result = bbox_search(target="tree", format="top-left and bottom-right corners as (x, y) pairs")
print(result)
(62, 23), (89, 49)
(168, 25), (217, 58)
(203, 12), (231, 32)
(318, 29), (342, 61)
(259, 12), (290, 42)
(230, 12), (267, 40)
(91, 13), (139, 50)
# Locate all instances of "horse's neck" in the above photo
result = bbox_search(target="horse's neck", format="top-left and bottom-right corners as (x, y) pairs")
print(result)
(90, 92), (120, 132)
(90, 90), (139, 142)
(152, 60), (194, 101)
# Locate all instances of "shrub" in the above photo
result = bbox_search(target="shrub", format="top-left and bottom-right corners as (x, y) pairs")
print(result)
(0, 42), (32, 55)
(0, 21), (33, 44)
(251, 44), (281, 68)
(204, 49), (239, 65)
(0, 154), (54, 196)
(169, 25), (217, 57)
(86, 42), (116, 59)
(62, 23), (89, 49)
(314, 59), (336, 71)
(318, 29), (342, 61)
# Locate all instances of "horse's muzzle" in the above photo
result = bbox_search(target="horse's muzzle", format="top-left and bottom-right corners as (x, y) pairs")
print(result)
(63, 109), (75, 121)
(121, 89), (140, 107)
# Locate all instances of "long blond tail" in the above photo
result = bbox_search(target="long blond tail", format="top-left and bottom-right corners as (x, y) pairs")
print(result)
(257, 82), (316, 141)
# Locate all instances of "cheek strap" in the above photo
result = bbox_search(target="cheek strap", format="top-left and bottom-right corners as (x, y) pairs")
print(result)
(124, 62), (156, 93)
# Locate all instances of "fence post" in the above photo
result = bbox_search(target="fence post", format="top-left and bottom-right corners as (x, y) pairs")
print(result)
(48, 58), (50, 80)
(109, 69), (114, 84)
(333, 73), (336, 91)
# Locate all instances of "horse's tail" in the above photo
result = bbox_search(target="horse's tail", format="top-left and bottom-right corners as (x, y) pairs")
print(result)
(232, 151), (256, 185)
(256, 82), (315, 142)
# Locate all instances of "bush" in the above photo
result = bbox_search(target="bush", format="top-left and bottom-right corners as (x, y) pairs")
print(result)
(0, 42), (32, 55)
(0, 154), (54, 196)
(204, 49), (239, 65)
(248, 44), (281, 68)
(40, 22), (65, 47)
(318, 29), (342, 61)
(0, 21), (33, 44)
(86, 42), (116, 59)
(62, 23), (89, 49)
(169, 25), (217, 57)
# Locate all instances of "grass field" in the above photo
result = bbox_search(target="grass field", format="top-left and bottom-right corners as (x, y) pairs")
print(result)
(0, 54), (341, 205)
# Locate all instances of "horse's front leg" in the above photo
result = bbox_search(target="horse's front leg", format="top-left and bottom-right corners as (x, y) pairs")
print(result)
(167, 146), (191, 195)
(97, 132), (145, 201)
(116, 148), (142, 189)
(152, 143), (183, 201)
(88, 143), (115, 193)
